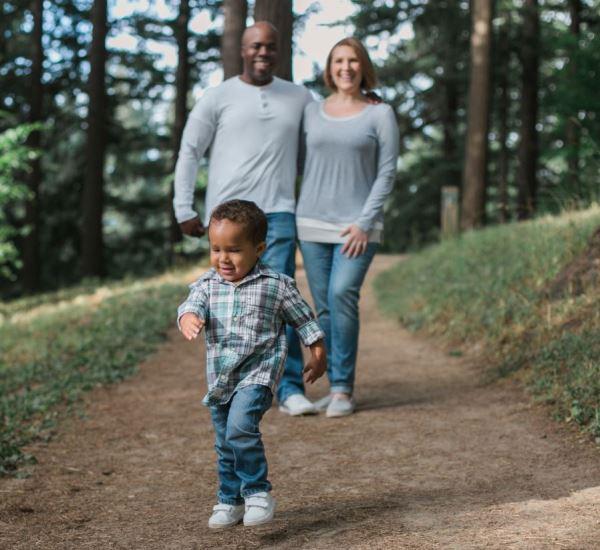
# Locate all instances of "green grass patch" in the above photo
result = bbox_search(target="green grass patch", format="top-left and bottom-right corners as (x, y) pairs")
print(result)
(375, 206), (600, 438)
(0, 277), (191, 475)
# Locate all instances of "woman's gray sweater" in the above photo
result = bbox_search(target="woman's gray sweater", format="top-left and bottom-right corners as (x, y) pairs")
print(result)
(296, 101), (399, 242)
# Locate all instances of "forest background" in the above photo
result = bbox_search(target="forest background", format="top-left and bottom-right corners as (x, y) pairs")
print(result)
(1, 0), (599, 299)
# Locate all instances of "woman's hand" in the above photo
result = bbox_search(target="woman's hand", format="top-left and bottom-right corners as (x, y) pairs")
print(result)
(340, 225), (369, 258)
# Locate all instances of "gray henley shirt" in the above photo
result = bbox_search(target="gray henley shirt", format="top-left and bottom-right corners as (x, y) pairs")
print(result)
(173, 76), (313, 225)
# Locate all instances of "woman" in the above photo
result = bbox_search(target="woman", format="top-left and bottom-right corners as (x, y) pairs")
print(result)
(297, 37), (399, 417)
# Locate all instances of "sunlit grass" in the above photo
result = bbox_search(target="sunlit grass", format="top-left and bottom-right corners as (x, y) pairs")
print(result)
(376, 206), (600, 438)
(0, 264), (205, 475)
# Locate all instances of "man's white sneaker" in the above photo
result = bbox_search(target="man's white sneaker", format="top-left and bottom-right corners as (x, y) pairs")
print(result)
(208, 503), (245, 529)
(278, 393), (317, 416)
(326, 395), (355, 417)
(243, 492), (276, 526)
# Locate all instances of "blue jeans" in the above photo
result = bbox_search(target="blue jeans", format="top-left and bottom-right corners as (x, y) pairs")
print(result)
(209, 384), (273, 505)
(261, 212), (305, 403)
(299, 241), (378, 395)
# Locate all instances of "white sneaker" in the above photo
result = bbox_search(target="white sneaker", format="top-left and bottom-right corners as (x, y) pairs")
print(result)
(313, 394), (332, 411)
(326, 395), (355, 418)
(278, 393), (317, 416)
(208, 503), (245, 529)
(243, 492), (276, 526)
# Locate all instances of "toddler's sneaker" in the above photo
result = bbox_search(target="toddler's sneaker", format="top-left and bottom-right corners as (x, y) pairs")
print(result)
(326, 395), (355, 418)
(278, 393), (317, 416)
(208, 503), (244, 529)
(243, 491), (276, 527)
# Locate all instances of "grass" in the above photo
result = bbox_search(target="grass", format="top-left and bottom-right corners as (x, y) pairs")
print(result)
(375, 206), (600, 439)
(0, 268), (201, 475)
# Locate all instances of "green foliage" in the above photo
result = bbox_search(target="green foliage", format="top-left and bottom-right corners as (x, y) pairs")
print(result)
(0, 122), (40, 280)
(375, 207), (600, 437)
(0, 279), (188, 475)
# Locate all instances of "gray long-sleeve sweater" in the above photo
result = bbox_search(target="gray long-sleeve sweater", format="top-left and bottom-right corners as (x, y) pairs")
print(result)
(296, 101), (399, 242)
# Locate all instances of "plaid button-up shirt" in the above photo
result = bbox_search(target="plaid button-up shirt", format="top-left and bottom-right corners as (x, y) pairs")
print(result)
(178, 262), (324, 406)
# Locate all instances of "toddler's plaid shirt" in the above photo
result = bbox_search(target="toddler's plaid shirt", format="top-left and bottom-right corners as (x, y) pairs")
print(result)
(177, 262), (324, 406)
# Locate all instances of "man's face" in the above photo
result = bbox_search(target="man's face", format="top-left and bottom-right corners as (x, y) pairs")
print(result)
(240, 25), (278, 85)
(208, 219), (265, 282)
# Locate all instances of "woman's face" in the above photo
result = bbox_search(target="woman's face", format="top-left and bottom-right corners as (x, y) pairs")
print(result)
(330, 45), (362, 94)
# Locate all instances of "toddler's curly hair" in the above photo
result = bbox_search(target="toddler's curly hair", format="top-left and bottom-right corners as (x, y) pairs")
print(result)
(209, 200), (268, 244)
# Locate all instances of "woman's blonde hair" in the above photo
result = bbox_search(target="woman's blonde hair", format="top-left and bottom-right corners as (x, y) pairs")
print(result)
(323, 37), (377, 92)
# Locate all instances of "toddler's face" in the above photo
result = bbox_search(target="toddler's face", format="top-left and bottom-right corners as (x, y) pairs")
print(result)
(208, 219), (265, 282)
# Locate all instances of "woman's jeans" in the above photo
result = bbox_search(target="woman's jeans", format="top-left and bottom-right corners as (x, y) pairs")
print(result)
(299, 241), (378, 395)
(209, 384), (273, 505)
(261, 212), (305, 403)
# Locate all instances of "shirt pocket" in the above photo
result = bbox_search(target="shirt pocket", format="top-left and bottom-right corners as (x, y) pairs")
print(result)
(243, 295), (276, 334)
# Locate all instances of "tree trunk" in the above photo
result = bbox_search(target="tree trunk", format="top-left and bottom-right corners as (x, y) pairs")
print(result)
(439, 3), (461, 192)
(169, 0), (191, 261)
(81, 0), (107, 277)
(222, 0), (247, 79)
(23, 0), (43, 292)
(516, 0), (539, 220)
(461, 0), (493, 230)
(566, 0), (581, 199)
(253, 0), (293, 81)
(496, 13), (510, 223)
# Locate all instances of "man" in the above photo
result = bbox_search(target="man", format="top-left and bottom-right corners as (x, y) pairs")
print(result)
(173, 21), (316, 416)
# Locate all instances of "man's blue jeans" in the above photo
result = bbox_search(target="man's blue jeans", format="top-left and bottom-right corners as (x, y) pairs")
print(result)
(299, 241), (378, 395)
(209, 384), (273, 505)
(261, 212), (305, 403)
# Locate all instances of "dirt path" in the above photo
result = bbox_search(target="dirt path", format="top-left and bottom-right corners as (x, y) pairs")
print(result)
(2, 255), (600, 549)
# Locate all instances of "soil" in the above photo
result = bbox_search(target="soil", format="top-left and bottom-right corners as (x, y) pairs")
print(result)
(1, 255), (600, 549)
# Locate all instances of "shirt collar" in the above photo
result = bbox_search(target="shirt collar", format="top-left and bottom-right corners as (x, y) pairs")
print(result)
(209, 261), (278, 286)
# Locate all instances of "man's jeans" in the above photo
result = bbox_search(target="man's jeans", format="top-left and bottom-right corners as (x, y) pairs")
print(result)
(261, 212), (305, 403)
(209, 384), (273, 505)
(299, 241), (378, 395)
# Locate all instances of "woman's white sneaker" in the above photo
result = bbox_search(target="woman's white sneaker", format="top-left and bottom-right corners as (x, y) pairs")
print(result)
(278, 394), (317, 416)
(208, 503), (245, 529)
(243, 492), (276, 526)
(326, 395), (355, 417)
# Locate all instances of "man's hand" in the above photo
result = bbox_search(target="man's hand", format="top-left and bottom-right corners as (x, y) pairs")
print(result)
(340, 224), (369, 258)
(179, 217), (206, 238)
(179, 313), (205, 340)
(303, 340), (327, 384)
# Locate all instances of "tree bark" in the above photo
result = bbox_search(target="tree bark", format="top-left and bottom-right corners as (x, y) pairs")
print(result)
(516, 0), (539, 220)
(253, 0), (293, 81)
(461, 0), (493, 230)
(496, 13), (511, 223)
(169, 0), (191, 259)
(566, 0), (581, 198)
(23, 0), (43, 291)
(81, 0), (107, 277)
(222, 0), (247, 79)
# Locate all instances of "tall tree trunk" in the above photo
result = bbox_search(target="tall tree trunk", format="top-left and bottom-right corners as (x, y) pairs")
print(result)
(461, 0), (493, 230)
(566, 0), (581, 199)
(516, 0), (539, 220)
(222, 0), (247, 79)
(23, 0), (43, 292)
(81, 0), (107, 277)
(253, 0), (293, 81)
(440, 3), (461, 191)
(496, 13), (511, 223)
(169, 0), (190, 262)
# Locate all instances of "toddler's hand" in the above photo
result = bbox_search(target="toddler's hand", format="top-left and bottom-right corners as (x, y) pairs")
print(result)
(180, 313), (205, 340)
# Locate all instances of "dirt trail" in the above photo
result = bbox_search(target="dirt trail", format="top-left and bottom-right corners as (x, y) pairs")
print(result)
(2, 255), (600, 549)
